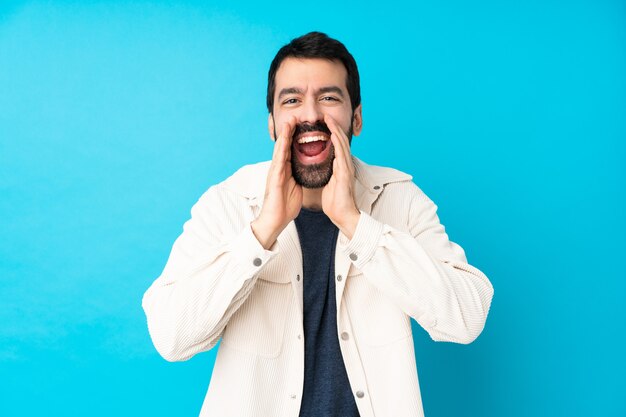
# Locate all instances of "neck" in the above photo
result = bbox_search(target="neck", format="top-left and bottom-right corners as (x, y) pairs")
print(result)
(302, 187), (323, 210)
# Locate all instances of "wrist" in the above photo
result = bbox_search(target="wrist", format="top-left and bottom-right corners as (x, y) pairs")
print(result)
(251, 217), (281, 250)
(335, 209), (360, 240)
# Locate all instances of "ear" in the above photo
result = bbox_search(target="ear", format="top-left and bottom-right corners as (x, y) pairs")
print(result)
(351, 104), (363, 137)
(268, 113), (276, 141)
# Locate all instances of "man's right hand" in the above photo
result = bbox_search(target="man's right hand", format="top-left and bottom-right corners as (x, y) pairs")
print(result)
(251, 117), (303, 249)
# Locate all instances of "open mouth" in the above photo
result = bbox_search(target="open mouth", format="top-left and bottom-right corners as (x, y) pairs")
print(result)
(293, 132), (331, 164)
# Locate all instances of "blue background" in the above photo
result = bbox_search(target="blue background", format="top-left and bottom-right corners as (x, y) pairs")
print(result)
(1, 1), (624, 416)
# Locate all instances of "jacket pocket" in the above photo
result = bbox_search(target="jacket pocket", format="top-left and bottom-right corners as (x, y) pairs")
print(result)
(344, 272), (411, 347)
(221, 277), (292, 357)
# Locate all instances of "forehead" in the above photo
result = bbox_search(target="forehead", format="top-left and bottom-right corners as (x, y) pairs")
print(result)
(274, 57), (348, 92)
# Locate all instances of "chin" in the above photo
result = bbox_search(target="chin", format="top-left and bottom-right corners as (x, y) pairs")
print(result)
(291, 150), (335, 189)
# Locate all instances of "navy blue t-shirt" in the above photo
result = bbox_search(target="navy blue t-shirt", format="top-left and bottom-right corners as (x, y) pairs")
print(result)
(294, 207), (360, 417)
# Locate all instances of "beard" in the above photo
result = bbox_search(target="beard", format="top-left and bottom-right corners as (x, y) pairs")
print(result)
(291, 144), (335, 188)
(274, 118), (353, 189)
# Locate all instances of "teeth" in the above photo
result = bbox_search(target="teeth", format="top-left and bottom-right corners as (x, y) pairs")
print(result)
(297, 135), (329, 144)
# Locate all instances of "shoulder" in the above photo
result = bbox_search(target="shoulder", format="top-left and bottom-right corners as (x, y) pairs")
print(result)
(192, 161), (270, 212)
(207, 160), (271, 199)
(221, 161), (270, 196)
(353, 157), (412, 186)
(354, 157), (432, 204)
(354, 157), (425, 193)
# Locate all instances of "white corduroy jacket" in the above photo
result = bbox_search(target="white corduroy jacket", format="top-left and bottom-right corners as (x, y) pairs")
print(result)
(142, 157), (494, 417)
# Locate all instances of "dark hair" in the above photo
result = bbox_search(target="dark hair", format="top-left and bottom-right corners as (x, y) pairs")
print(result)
(266, 31), (360, 114)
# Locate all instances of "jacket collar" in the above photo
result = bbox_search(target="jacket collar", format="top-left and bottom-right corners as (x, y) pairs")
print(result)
(221, 156), (412, 213)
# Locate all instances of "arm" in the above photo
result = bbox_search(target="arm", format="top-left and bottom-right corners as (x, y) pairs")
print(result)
(141, 187), (277, 362)
(342, 184), (494, 344)
(142, 117), (301, 362)
(321, 114), (492, 344)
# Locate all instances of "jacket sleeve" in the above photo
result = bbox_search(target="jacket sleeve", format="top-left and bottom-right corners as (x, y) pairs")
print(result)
(341, 182), (494, 344)
(141, 186), (277, 361)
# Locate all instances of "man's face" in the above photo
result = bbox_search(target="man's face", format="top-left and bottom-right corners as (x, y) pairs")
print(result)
(269, 57), (362, 188)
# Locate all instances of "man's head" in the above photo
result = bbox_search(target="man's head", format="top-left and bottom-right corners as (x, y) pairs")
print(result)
(267, 32), (362, 188)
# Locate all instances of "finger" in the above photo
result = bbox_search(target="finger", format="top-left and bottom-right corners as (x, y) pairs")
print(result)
(324, 114), (352, 174)
(324, 114), (351, 162)
(273, 116), (296, 162)
(272, 123), (286, 160)
(278, 116), (297, 161)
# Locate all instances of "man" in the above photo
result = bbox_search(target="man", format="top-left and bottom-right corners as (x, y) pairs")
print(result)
(142, 32), (494, 417)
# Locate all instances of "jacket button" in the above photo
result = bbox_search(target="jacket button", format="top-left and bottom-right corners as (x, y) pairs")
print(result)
(341, 332), (349, 341)
(373, 185), (380, 190)
(253, 258), (262, 266)
(356, 390), (365, 398)
(290, 394), (297, 399)
(336, 274), (342, 282)
(296, 274), (301, 281)
(349, 253), (358, 261)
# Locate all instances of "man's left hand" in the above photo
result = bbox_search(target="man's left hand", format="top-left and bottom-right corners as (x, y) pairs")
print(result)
(322, 114), (360, 239)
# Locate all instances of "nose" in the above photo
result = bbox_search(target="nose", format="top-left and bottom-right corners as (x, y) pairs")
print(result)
(299, 97), (324, 125)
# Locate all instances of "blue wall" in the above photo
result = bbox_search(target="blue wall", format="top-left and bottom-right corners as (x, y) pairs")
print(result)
(1, 1), (624, 416)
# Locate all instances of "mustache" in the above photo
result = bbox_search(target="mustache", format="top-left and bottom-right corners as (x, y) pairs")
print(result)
(292, 120), (331, 138)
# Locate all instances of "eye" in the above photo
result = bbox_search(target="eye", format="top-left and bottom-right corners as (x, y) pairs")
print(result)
(282, 98), (299, 105)
(320, 96), (339, 102)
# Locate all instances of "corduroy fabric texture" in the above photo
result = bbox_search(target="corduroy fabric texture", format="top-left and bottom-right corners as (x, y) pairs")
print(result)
(142, 157), (494, 417)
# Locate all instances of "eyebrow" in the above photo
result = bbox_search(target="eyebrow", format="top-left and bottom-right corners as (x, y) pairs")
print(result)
(277, 86), (345, 100)
(318, 86), (345, 97)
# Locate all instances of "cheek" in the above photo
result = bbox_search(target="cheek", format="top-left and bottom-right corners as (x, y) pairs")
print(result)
(338, 115), (354, 134)
(324, 109), (352, 129)
(270, 113), (287, 137)
(272, 112), (292, 128)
